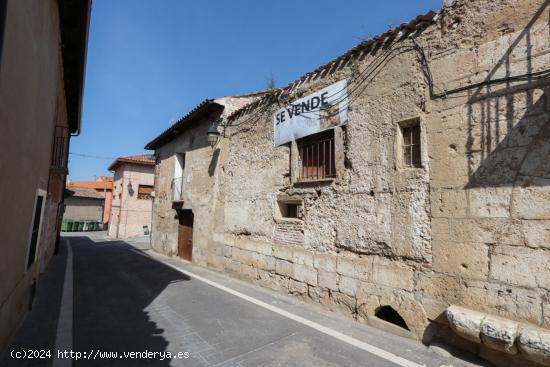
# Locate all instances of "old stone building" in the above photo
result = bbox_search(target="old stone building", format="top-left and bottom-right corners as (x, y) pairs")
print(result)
(108, 154), (155, 239)
(147, 0), (550, 365)
(145, 93), (266, 260)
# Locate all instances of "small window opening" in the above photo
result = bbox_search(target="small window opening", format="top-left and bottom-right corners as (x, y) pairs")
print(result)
(401, 124), (421, 168)
(374, 305), (409, 330)
(137, 185), (154, 200)
(297, 129), (336, 181)
(278, 201), (303, 219)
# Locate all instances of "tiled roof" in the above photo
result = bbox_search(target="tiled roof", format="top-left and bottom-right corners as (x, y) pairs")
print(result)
(108, 154), (156, 171)
(145, 99), (220, 150)
(67, 180), (113, 190)
(228, 10), (438, 121)
(66, 186), (105, 199)
(145, 90), (270, 150)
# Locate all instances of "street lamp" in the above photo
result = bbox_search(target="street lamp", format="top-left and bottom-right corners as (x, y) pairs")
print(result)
(127, 180), (134, 196)
(207, 121), (220, 148)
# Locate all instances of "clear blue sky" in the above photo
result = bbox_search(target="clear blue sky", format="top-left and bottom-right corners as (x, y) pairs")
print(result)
(69, 0), (442, 181)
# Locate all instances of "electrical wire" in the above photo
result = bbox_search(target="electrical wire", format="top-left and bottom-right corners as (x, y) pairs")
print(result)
(229, 35), (550, 135)
(69, 152), (116, 160)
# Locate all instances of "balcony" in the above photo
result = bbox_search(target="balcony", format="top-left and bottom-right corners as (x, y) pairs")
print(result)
(171, 177), (184, 207)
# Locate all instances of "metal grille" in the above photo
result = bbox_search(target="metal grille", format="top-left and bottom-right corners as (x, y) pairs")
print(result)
(402, 125), (421, 168)
(298, 130), (336, 181)
(171, 177), (183, 201)
(51, 126), (68, 169)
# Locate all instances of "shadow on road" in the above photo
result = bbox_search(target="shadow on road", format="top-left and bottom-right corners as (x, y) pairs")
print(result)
(70, 236), (190, 366)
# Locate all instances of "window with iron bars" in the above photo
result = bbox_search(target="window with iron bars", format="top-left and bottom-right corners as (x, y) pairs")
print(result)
(401, 124), (421, 168)
(297, 129), (336, 181)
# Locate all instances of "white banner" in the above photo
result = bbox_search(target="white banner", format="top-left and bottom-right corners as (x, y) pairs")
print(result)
(274, 79), (348, 146)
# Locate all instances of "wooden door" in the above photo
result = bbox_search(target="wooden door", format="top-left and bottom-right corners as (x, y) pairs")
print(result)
(177, 210), (193, 261)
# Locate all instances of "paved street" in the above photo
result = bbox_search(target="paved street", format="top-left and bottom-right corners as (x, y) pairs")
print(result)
(1, 234), (485, 367)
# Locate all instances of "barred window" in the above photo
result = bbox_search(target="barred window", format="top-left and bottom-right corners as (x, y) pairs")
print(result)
(297, 129), (336, 181)
(401, 125), (421, 168)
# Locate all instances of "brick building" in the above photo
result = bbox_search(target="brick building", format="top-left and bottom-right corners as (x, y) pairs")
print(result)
(146, 1), (550, 366)
(66, 176), (113, 224)
(108, 154), (155, 239)
(0, 0), (90, 352)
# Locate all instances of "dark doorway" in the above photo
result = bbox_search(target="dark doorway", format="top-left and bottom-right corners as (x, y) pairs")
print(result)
(177, 210), (194, 261)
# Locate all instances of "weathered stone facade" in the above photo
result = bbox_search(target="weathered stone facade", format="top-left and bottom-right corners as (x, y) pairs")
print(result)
(148, 1), (550, 365)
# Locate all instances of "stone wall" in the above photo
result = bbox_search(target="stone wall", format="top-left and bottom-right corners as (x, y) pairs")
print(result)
(151, 113), (228, 262)
(150, 0), (550, 365)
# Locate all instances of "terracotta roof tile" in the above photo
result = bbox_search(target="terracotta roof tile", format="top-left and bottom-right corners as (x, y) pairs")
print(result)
(108, 154), (155, 171)
(66, 186), (105, 199)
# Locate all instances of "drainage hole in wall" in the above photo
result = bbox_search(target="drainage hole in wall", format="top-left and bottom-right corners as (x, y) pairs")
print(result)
(374, 305), (409, 330)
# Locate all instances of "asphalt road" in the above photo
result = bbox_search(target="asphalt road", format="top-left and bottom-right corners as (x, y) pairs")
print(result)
(1, 233), (484, 367)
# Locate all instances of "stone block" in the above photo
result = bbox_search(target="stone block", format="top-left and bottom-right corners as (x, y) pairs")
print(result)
(372, 257), (414, 290)
(431, 189), (468, 218)
(257, 270), (288, 292)
(264, 255), (276, 271)
(486, 283), (542, 326)
(518, 325), (550, 366)
(223, 245), (232, 258)
(314, 253), (337, 272)
(468, 187), (512, 218)
(523, 220), (550, 249)
(431, 218), (450, 240)
(512, 185), (550, 220)
(206, 255), (226, 271)
(318, 270), (338, 290)
(308, 285), (331, 304)
(450, 218), (500, 244)
(330, 291), (357, 314)
(272, 244), (293, 261)
(354, 257), (373, 281)
(480, 315), (519, 355)
(275, 259), (294, 278)
(256, 241), (273, 256)
(338, 275), (359, 296)
(293, 264), (317, 286)
(240, 264), (258, 280)
(432, 241), (489, 280)
(292, 248), (314, 267)
(336, 257), (356, 278)
(226, 260), (241, 274)
(232, 248), (256, 267)
(288, 279), (308, 295)
(416, 273), (487, 307)
(490, 246), (550, 289)
(446, 305), (485, 343)
(235, 238), (257, 252)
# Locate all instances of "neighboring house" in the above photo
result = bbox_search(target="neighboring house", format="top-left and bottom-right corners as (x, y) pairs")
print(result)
(145, 1), (550, 366)
(64, 187), (105, 222)
(67, 176), (113, 224)
(144, 93), (266, 260)
(0, 0), (90, 352)
(108, 154), (155, 239)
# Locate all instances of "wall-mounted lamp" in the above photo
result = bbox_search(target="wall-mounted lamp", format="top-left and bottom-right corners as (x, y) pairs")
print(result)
(207, 121), (221, 148)
(127, 180), (134, 196)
